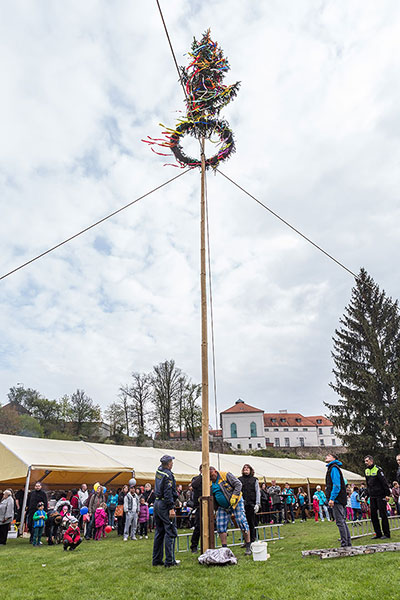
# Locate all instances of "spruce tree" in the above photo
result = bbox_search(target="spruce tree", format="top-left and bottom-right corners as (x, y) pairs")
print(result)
(326, 268), (400, 475)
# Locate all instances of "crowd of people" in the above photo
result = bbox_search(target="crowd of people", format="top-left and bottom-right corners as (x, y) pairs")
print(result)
(1, 451), (400, 557)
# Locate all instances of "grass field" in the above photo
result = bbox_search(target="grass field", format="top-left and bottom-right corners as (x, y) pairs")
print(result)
(2, 521), (400, 600)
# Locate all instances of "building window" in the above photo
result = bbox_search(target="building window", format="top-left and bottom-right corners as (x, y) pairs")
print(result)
(299, 437), (305, 447)
(265, 428), (269, 431)
(230, 423), (237, 438)
(257, 443), (261, 448)
(283, 428), (289, 431)
(237, 443), (241, 449)
(250, 422), (257, 437)
(318, 428), (323, 435)
(330, 427), (334, 434)
(295, 418), (301, 423)
(274, 428), (279, 431)
(249, 443), (252, 449)
(316, 419), (322, 424)
(320, 439), (325, 446)
(293, 428), (298, 431)
(332, 439), (336, 446)
(265, 437), (270, 444)
(303, 428), (308, 431)
(285, 438), (290, 447)
(275, 438), (280, 447)
(280, 418), (286, 423)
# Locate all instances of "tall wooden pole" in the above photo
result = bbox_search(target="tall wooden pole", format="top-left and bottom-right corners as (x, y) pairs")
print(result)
(200, 136), (211, 550)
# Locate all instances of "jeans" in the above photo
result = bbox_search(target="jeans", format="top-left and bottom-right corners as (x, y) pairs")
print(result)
(32, 526), (44, 546)
(108, 507), (116, 528)
(352, 508), (362, 521)
(319, 505), (330, 521)
(124, 511), (138, 539)
(285, 504), (295, 522)
(139, 522), (148, 536)
(152, 500), (177, 566)
(333, 503), (351, 547)
(272, 503), (282, 524)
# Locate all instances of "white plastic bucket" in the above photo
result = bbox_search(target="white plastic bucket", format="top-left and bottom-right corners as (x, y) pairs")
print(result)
(251, 541), (268, 561)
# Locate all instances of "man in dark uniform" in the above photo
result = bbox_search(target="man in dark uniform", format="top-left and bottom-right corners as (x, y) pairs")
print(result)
(364, 454), (391, 539)
(189, 465), (202, 553)
(152, 455), (180, 568)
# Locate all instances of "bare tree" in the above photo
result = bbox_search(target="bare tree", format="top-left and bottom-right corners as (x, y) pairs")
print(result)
(182, 382), (202, 440)
(120, 372), (152, 436)
(104, 402), (126, 437)
(151, 360), (182, 440)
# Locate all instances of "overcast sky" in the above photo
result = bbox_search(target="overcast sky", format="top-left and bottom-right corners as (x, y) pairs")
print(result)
(1, 0), (400, 427)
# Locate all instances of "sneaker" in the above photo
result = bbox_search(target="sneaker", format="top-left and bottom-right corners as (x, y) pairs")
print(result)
(244, 547), (252, 556)
(139, 536), (143, 539)
(132, 536), (137, 540)
(165, 560), (180, 568)
(381, 535), (391, 539)
(123, 538), (128, 542)
(145, 535), (148, 539)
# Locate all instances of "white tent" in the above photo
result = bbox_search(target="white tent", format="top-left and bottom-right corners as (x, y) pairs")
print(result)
(0, 433), (363, 489)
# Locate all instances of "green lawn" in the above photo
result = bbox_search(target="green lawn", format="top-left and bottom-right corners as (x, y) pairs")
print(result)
(2, 521), (400, 600)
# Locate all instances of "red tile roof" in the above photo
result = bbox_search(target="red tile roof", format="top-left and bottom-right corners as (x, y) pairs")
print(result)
(307, 416), (333, 427)
(221, 401), (263, 414)
(263, 413), (316, 427)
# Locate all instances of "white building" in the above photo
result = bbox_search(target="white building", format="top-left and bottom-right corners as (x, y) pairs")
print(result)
(221, 402), (341, 450)
(221, 399), (266, 450)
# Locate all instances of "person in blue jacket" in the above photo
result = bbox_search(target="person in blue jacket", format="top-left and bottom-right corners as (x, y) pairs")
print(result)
(350, 487), (362, 521)
(325, 452), (351, 547)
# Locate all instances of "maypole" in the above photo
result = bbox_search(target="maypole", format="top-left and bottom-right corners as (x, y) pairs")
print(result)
(143, 29), (240, 551)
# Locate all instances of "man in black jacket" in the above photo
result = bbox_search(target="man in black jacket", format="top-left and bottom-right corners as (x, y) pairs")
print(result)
(189, 465), (202, 553)
(27, 482), (48, 543)
(325, 453), (351, 547)
(364, 455), (391, 539)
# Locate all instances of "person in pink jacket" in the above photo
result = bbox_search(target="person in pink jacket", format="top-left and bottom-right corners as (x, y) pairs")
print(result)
(94, 503), (108, 540)
(138, 497), (149, 539)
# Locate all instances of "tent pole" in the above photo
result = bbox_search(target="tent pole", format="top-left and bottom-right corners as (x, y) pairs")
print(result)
(104, 472), (122, 485)
(19, 466), (31, 536)
(306, 478), (311, 507)
(200, 136), (211, 552)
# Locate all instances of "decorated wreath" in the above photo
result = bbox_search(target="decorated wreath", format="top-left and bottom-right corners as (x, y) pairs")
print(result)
(143, 30), (240, 169)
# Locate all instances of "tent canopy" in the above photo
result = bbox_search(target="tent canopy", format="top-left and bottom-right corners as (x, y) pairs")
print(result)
(0, 434), (364, 489)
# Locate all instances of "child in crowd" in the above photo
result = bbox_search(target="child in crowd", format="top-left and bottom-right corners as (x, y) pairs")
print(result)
(312, 494), (320, 522)
(138, 497), (149, 539)
(94, 502), (108, 540)
(346, 488), (353, 521)
(32, 502), (48, 546)
(63, 517), (82, 551)
(350, 486), (362, 521)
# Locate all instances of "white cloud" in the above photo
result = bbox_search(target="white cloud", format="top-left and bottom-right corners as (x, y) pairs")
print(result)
(1, 0), (400, 427)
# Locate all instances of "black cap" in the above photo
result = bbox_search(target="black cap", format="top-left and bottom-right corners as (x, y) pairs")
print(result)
(160, 454), (175, 464)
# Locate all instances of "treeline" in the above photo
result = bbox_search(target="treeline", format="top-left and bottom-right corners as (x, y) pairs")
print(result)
(0, 387), (101, 440)
(0, 359), (201, 444)
(107, 359), (202, 442)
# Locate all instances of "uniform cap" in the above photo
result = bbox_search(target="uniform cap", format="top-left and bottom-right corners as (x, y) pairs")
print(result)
(160, 454), (175, 464)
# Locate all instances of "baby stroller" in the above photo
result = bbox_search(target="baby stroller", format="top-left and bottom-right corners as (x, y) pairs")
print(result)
(55, 514), (74, 544)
